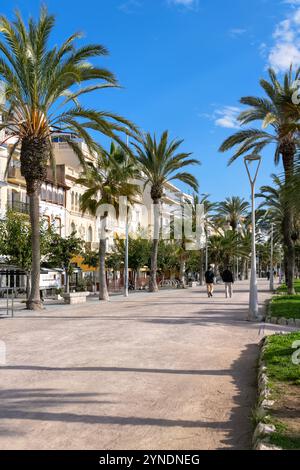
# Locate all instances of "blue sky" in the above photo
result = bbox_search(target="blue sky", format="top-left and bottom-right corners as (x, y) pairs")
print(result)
(2, 0), (300, 201)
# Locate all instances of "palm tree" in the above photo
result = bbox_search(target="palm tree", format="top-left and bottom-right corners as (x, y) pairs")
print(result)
(219, 67), (300, 294)
(217, 196), (249, 231)
(78, 143), (140, 300)
(208, 230), (248, 274)
(185, 193), (217, 284)
(257, 174), (300, 282)
(0, 8), (137, 309)
(133, 131), (199, 292)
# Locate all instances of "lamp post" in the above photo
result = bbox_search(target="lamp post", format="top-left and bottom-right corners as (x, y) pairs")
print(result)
(124, 131), (129, 298)
(244, 154), (262, 321)
(270, 223), (274, 292)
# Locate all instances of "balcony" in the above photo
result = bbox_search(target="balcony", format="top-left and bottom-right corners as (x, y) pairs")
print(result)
(7, 164), (69, 189)
(46, 165), (69, 189)
(7, 166), (25, 186)
(7, 200), (30, 214)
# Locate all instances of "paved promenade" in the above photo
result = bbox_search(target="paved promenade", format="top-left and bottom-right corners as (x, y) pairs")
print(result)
(0, 280), (292, 449)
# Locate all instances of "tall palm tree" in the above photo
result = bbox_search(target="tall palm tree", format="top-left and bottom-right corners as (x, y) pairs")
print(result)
(133, 131), (199, 292)
(219, 67), (300, 294)
(0, 8), (137, 309)
(217, 196), (249, 231)
(78, 143), (140, 300)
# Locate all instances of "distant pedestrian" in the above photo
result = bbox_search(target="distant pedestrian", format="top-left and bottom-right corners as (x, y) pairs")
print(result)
(222, 266), (234, 298)
(205, 265), (215, 298)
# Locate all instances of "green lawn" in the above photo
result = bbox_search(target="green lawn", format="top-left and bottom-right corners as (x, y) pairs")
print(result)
(263, 333), (300, 385)
(277, 279), (300, 294)
(262, 333), (300, 450)
(270, 295), (300, 319)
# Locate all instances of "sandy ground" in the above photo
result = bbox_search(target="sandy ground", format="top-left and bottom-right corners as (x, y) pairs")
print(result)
(0, 279), (294, 450)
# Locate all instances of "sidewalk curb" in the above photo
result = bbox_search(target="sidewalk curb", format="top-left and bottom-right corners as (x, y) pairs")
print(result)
(252, 337), (283, 451)
(265, 297), (300, 329)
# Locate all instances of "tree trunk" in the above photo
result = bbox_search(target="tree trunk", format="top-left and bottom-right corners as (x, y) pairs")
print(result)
(99, 237), (109, 301)
(282, 148), (296, 295)
(26, 272), (31, 299)
(149, 199), (160, 292)
(179, 256), (186, 286)
(241, 258), (247, 281)
(65, 268), (70, 294)
(94, 271), (97, 293)
(27, 189), (43, 310)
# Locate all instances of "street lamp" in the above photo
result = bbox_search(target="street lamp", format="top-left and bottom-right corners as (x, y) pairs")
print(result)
(124, 130), (129, 298)
(244, 154), (262, 321)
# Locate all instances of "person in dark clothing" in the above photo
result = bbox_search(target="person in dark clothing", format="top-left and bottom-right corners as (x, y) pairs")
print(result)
(205, 265), (215, 297)
(222, 267), (234, 298)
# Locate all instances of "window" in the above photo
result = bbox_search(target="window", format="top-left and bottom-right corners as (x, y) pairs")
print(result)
(75, 193), (78, 211)
(47, 184), (52, 201)
(41, 184), (47, 201)
(58, 188), (64, 206)
(87, 226), (93, 242)
(71, 192), (74, 211)
(52, 187), (58, 204)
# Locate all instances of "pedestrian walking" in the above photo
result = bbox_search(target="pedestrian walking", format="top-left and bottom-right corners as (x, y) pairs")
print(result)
(205, 265), (215, 298)
(222, 266), (234, 298)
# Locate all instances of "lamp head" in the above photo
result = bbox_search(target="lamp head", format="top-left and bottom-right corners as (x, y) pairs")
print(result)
(244, 154), (262, 185)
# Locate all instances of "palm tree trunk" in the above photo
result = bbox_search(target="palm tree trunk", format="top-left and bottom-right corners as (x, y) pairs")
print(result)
(99, 237), (109, 300)
(26, 272), (31, 299)
(149, 199), (160, 292)
(65, 268), (70, 294)
(27, 189), (42, 310)
(179, 256), (186, 286)
(282, 149), (296, 295)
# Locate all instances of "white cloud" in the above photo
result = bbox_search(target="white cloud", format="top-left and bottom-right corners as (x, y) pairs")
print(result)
(269, 42), (300, 71)
(199, 106), (241, 130)
(119, 0), (142, 14)
(168, 0), (198, 9)
(229, 28), (247, 38)
(267, 5), (300, 71)
(214, 106), (241, 129)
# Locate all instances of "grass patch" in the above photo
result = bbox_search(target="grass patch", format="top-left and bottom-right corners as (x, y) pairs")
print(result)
(277, 280), (300, 294)
(263, 333), (300, 384)
(269, 431), (300, 450)
(262, 333), (300, 449)
(270, 295), (300, 319)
